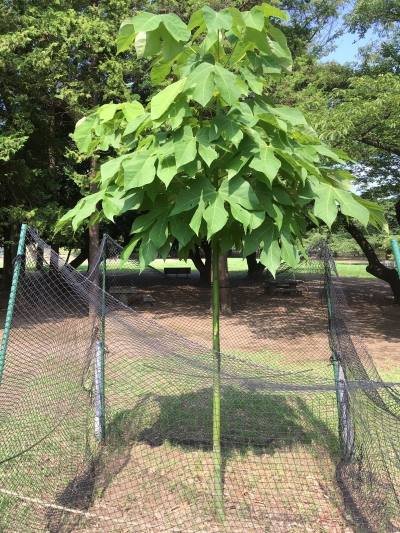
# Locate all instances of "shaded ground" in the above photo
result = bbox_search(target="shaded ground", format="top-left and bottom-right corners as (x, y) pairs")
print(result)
(336, 277), (400, 375)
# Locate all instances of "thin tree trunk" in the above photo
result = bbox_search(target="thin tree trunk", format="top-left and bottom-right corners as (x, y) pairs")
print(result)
(246, 251), (265, 276)
(211, 239), (224, 522)
(343, 216), (400, 303)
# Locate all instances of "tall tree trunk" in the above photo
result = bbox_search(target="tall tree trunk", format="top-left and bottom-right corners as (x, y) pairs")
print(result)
(189, 239), (212, 284)
(219, 252), (232, 315)
(69, 246), (89, 269)
(48, 105), (60, 276)
(246, 251), (265, 276)
(343, 216), (400, 303)
(2, 225), (13, 292)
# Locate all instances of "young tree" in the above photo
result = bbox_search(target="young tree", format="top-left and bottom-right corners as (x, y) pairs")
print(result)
(57, 3), (386, 519)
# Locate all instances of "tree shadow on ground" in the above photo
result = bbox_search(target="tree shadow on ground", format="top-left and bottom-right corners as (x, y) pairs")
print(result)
(49, 386), (343, 532)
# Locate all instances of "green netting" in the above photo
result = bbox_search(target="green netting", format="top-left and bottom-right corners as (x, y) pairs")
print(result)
(0, 227), (399, 533)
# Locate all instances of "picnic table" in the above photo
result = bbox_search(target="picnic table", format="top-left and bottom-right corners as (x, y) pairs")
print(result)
(164, 267), (191, 278)
(109, 285), (138, 305)
(265, 279), (304, 296)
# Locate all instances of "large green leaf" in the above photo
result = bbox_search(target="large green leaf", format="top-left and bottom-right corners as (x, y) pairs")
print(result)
(151, 61), (173, 86)
(120, 234), (141, 266)
(98, 103), (120, 123)
(169, 216), (195, 245)
(248, 210), (265, 229)
(120, 190), (144, 214)
(214, 63), (242, 105)
(219, 175), (261, 210)
(71, 190), (105, 231)
(149, 210), (170, 248)
(243, 7), (265, 31)
(258, 4), (290, 21)
(280, 226), (299, 268)
(184, 62), (215, 106)
(225, 154), (248, 179)
(203, 193), (228, 238)
(312, 181), (338, 228)
(249, 146), (281, 184)
(189, 192), (205, 235)
(198, 144), (218, 166)
(272, 107), (307, 126)
(139, 235), (158, 272)
(101, 155), (130, 184)
(151, 79), (186, 120)
(242, 221), (266, 257)
(334, 189), (370, 227)
(72, 114), (97, 153)
(171, 177), (216, 215)
(315, 144), (345, 164)
(123, 152), (157, 189)
(161, 31), (184, 62)
(135, 30), (162, 58)
(133, 12), (162, 33)
(161, 13), (190, 42)
(103, 195), (125, 222)
(267, 25), (290, 57)
(117, 21), (136, 54)
(122, 102), (145, 122)
(187, 9), (205, 31)
(202, 6), (232, 32)
(174, 135), (197, 169)
(357, 198), (388, 231)
(157, 156), (177, 187)
(124, 114), (149, 136)
(230, 203), (252, 230)
(131, 207), (168, 233)
(210, 114), (243, 148)
(259, 222), (281, 276)
(240, 66), (264, 94)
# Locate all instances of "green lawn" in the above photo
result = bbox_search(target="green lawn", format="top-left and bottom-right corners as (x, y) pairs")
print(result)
(334, 262), (375, 279)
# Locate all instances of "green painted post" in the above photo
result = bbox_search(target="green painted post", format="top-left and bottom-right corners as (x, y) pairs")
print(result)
(390, 238), (400, 273)
(0, 224), (27, 385)
(212, 238), (224, 522)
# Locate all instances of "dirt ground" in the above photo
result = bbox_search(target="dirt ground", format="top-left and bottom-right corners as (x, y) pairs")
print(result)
(335, 277), (400, 374)
(0, 276), (399, 375)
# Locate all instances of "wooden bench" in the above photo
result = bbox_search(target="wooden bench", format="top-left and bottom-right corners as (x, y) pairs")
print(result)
(164, 267), (191, 278)
(109, 285), (138, 305)
(265, 279), (303, 296)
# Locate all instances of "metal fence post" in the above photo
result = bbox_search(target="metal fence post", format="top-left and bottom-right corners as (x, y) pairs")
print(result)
(390, 238), (400, 273)
(0, 224), (28, 385)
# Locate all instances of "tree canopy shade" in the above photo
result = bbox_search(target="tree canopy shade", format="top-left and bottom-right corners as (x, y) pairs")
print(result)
(56, 3), (387, 277)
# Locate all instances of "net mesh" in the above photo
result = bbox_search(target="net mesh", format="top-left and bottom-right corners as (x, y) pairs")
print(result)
(0, 227), (399, 533)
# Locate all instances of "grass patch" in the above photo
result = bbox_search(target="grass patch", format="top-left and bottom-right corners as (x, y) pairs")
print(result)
(334, 262), (375, 279)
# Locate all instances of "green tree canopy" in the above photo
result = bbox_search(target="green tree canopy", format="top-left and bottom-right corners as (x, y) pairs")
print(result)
(57, 3), (386, 277)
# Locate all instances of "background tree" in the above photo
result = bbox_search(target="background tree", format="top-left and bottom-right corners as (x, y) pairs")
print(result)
(0, 0), (358, 289)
